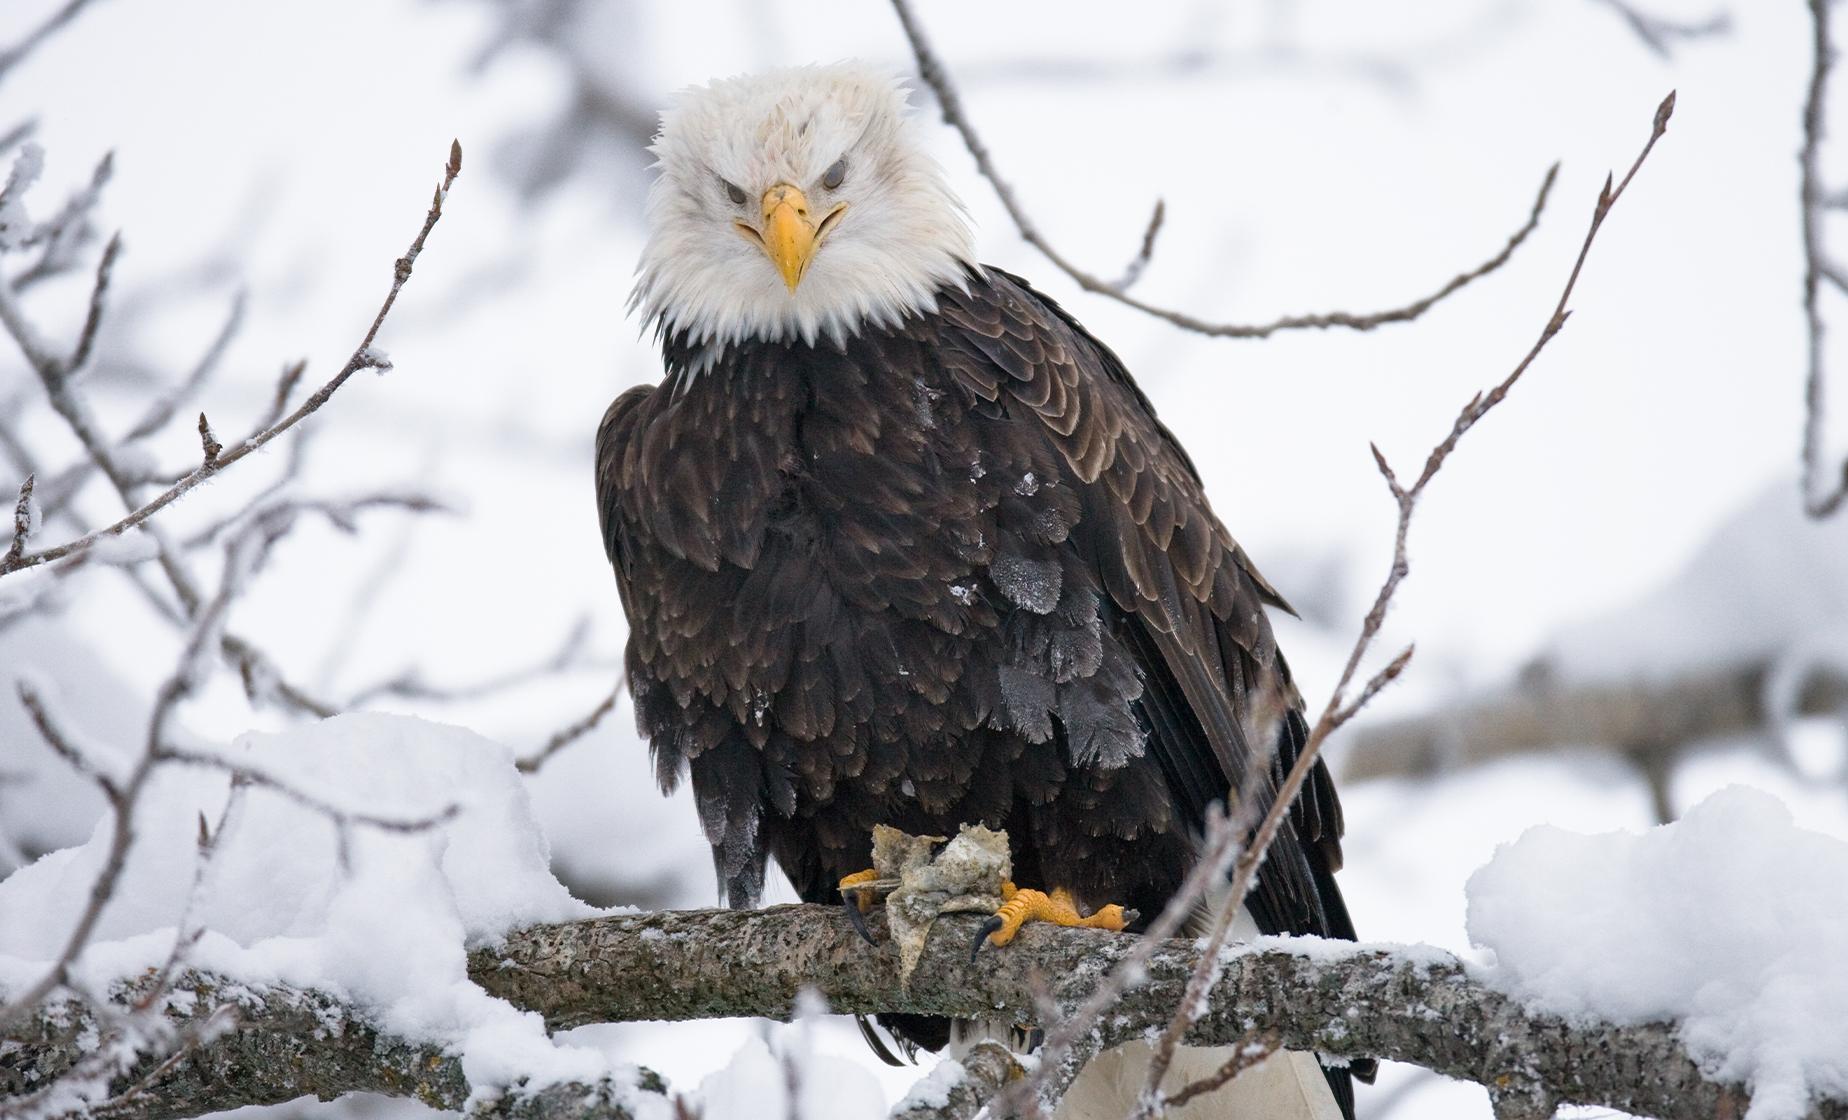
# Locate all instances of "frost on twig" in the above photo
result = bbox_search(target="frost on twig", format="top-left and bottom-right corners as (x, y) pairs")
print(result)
(0, 141), (464, 578)
(1, 970), (653, 1120)
(889, 0), (1559, 341)
(977, 88), (1678, 1120)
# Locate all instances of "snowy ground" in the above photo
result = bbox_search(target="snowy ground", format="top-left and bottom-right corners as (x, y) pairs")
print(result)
(3, 0), (1846, 1117)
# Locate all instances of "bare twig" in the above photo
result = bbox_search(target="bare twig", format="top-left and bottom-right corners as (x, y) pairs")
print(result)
(259, 358), (307, 431)
(1215, 92), (1676, 998)
(151, 745), (461, 837)
(342, 613), (599, 708)
(1109, 199), (1164, 292)
(889, 0), (1559, 339)
(66, 230), (119, 376)
(120, 291), (245, 442)
(0, 0), (104, 87)
(1590, 0), (1730, 58)
(181, 491), (450, 551)
(0, 140), (464, 577)
(997, 92), (1675, 1119)
(1162, 1031), (1279, 1111)
(0, 587), (227, 1034)
(990, 807), (1246, 1116)
(0, 492), (454, 1041)
(6, 473), (32, 568)
(517, 676), (627, 773)
(1801, 0), (1848, 519)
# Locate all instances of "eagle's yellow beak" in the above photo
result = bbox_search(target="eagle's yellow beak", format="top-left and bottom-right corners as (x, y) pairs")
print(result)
(759, 183), (817, 292)
(733, 183), (847, 293)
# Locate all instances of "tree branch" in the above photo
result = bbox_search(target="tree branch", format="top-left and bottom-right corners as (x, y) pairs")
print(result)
(0, 970), (654, 1120)
(6, 906), (1835, 1120)
(1589, 0), (1730, 59)
(0, 140), (464, 578)
(889, 0), (1559, 339)
(1800, 0), (1848, 518)
(0, 0), (104, 88)
(1337, 660), (1848, 783)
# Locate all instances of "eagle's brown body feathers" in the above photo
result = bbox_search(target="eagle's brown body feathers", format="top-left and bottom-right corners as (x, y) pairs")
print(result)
(596, 269), (1363, 1105)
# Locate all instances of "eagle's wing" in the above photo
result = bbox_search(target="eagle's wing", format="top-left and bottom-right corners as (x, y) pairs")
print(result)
(934, 268), (1354, 945)
(594, 384), (656, 614)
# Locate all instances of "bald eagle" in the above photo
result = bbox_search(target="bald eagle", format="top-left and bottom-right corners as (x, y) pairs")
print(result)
(596, 63), (1369, 1119)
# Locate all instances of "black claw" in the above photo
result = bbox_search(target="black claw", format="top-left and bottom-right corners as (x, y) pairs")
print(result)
(842, 892), (877, 946)
(970, 916), (1004, 963)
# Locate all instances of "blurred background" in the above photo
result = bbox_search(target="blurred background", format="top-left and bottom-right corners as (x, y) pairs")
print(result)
(2, 0), (1844, 1116)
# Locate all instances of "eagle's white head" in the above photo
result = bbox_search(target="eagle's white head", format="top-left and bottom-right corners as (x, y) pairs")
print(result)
(631, 63), (976, 358)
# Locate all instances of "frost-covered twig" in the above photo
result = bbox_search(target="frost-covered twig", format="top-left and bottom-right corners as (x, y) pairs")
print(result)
(1232, 87), (1676, 943)
(0, 611), (228, 1028)
(1801, 0), (1848, 519)
(1163, 1030), (1278, 1110)
(0, 140), (463, 578)
(1077, 90), (1674, 1117)
(0, 514), (450, 1047)
(0, 140), (464, 719)
(889, 0), (1559, 339)
(6, 473), (32, 568)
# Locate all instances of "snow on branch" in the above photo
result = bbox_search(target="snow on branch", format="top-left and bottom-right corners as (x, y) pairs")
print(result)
(6, 905), (1840, 1120)
(0, 969), (651, 1120)
(889, 0), (1560, 340)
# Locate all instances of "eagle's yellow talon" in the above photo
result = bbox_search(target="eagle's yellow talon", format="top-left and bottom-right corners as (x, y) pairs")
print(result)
(973, 886), (1132, 960)
(838, 867), (880, 913)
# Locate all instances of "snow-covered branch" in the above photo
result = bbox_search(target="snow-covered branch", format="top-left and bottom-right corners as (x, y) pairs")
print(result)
(0, 970), (653, 1120)
(6, 904), (1838, 1120)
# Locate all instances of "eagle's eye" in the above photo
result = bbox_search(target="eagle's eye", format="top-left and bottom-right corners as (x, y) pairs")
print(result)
(821, 157), (847, 191)
(721, 178), (748, 205)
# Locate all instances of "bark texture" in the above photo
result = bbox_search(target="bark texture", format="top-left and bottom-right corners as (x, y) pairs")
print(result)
(471, 905), (1843, 1120)
(7, 904), (1843, 1120)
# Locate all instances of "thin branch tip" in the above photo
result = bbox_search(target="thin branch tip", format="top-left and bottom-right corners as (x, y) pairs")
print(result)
(197, 413), (221, 466)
